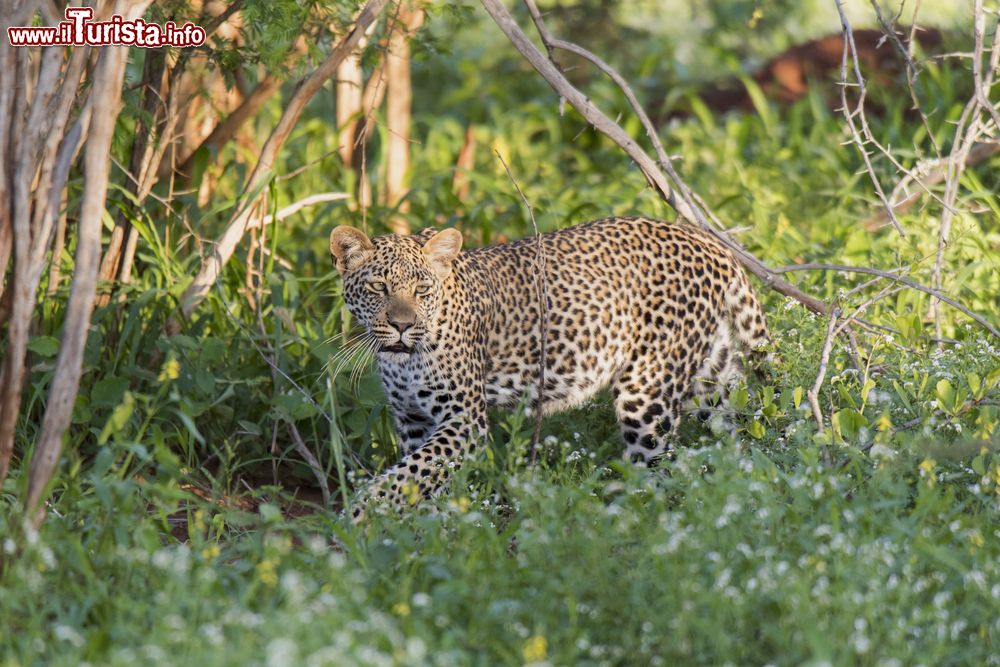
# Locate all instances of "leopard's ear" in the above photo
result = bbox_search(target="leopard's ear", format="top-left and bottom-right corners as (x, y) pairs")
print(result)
(329, 226), (373, 274)
(422, 228), (463, 278)
(410, 227), (439, 244)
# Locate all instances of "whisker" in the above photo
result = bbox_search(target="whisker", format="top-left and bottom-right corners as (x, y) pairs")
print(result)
(323, 329), (367, 349)
(324, 333), (372, 374)
(330, 342), (367, 381)
(331, 332), (377, 381)
(350, 337), (378, 392)
(312, 328), (367, 353)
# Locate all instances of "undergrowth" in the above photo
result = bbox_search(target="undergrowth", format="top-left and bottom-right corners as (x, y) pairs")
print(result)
(2, 7), (1000, 666)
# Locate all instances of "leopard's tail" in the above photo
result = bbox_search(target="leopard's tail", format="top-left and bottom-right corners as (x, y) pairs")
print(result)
(724, 266), (771, 369)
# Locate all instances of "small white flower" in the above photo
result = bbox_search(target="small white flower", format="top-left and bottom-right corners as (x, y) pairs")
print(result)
(54, 625), (85, 647)
(266, 638), (299, 667)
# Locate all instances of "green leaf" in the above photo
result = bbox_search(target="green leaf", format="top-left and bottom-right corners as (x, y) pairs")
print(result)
(972, 454), (985, 476)
(895, 313), (922, 345)
(837, 384), (858, 410)
(747, 420), (765, 439)
(91, 377), (130, 408)
(967, 372), (981, 398)
(760, 386), (774, 408)
(27, 336), (60, 358)
(238, 420), (262, 436)
(729, 387), (748, 412)
(189, 145), (211, 192)
(935, 379), (955, 411)
(201, 338), (226, 365)
(172, 408), (206, 446)
(861, 379), (876, 405)
(738, 75), (774, 136)
(985, 366), (1000, 393)
(892, 380), (913, 412)
(99, 392), (135, 444)
(833, 409), (868, 441)
(273, 392), (319, 421)
(72, 394), (91, 425)
(793, 386), (803, 410)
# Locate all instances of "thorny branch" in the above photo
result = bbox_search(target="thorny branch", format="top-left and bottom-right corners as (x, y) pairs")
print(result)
(931, 0), (1000, 340)
(773, 263), (1000, 341)
(868, 0), (941, 157)
(487, 0), (1000, 344)
(834, 0), (905, 236)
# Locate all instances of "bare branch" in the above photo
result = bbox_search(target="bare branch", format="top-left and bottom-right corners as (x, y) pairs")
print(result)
(868, 0), (941, 156)
(480, 0), (829, 316)
(834, 0), (905, 236)
(27, 0), (153, 522)
(834, 285), (906, 337)
(483, 0), (683, 213)
(865, 142), (1000, 229)
(808, 308), (841, 433)
(972, 0), (1000, 131)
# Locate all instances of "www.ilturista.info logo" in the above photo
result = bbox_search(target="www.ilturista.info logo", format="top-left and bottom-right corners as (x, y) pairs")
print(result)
(7, 7), (206, 48)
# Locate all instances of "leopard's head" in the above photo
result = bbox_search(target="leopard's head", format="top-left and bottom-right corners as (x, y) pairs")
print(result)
(329, 226), (462, 356)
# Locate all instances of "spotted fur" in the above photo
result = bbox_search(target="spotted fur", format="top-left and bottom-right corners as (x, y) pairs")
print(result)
(329, 217), (770, 520)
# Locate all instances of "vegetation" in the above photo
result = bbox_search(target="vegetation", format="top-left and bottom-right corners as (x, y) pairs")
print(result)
(1, 1), (999, 665)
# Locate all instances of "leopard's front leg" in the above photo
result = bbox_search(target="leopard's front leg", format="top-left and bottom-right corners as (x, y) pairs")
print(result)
(393, 411), (435, 455)
(350, 398), (488, 523)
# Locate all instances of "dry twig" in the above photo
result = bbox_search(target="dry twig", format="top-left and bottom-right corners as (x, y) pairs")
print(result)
(809, 308), (841, 433)
(834, 0), (905, 236)
(495, 150), (549, 459)
(288, 423), (332, 507)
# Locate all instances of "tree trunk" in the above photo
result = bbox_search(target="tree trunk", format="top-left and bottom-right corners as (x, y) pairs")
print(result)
(27, 38), (136, 522)
(336, 48), (364, 166)
(383, 1), (425, 234)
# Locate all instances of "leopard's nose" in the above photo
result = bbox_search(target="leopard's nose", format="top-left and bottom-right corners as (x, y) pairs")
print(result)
(386, 299), (417, 334)
(389, 315), (415, 334)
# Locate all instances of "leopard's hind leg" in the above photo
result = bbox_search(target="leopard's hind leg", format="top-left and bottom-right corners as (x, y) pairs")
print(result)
(612, 336), (711, 463)
(689, 320), (743, 422)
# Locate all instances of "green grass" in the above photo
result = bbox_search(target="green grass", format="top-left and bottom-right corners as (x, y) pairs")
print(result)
(3, 398), (999, 665)
(3, 314), (999, 665)
(3, 10), (1000, 666)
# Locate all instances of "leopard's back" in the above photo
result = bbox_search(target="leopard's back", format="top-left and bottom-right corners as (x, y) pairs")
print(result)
(458, 218), (769, 437)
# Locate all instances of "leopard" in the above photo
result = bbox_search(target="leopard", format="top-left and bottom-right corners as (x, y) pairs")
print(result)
(328, 216), (770, 520)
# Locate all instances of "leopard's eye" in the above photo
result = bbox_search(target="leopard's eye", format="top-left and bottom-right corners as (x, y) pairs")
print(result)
(367, 280), (387, 294)
(414, 282), (433, 296)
